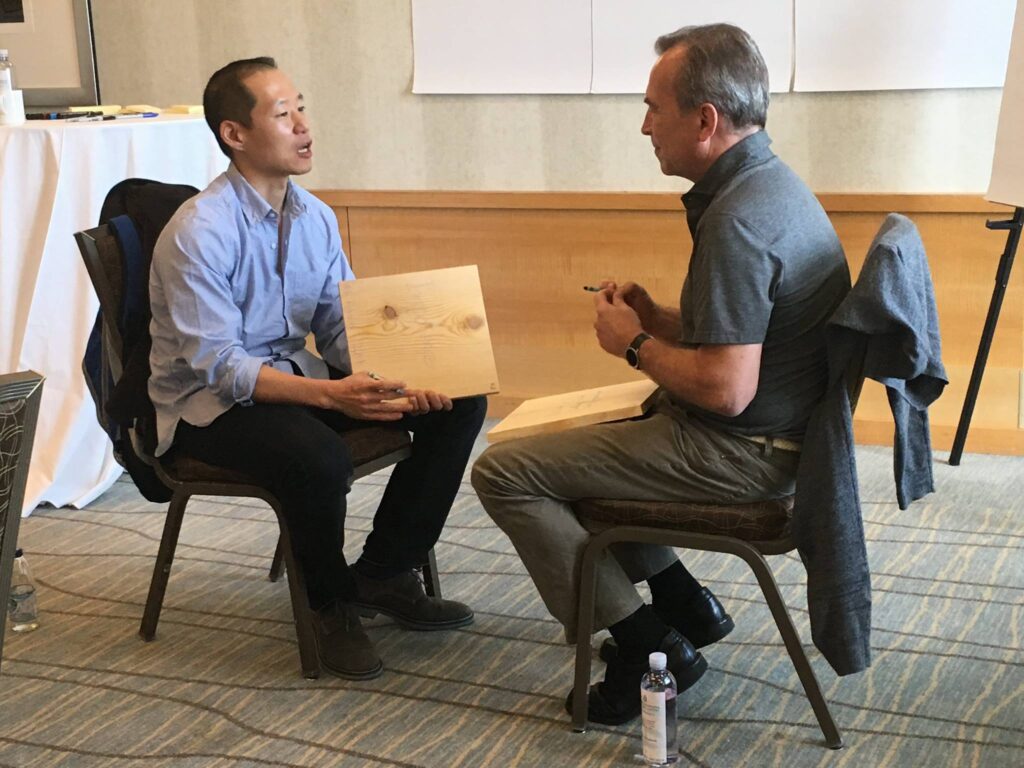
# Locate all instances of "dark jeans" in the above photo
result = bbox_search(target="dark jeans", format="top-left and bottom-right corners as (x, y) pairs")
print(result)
(173, 396), (487, 611)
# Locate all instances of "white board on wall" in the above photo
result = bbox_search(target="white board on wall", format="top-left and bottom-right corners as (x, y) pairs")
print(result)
(794, 0), (1015, 92)
(411, 0), (592, 94)
(988, 1), (1024, 208)
(591, 0), (793, 94)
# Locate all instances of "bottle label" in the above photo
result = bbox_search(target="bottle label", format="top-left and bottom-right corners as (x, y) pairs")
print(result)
(641, 689), (667, 764)
(0, 67), (11, 93)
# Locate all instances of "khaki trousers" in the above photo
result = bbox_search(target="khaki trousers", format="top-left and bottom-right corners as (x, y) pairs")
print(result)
(471, 398), (799, 641)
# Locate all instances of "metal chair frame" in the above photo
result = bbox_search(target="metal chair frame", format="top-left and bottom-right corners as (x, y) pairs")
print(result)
(569, 524), (843, 748)
(75, 223), (437, 678)
(0, 371), (45, 672)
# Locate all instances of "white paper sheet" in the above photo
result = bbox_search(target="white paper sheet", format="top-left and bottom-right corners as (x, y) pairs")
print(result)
(411, 0), (592, 94)
(591, 0), (794, 94)
(795, 0), (1016, 92)
(988, 1), (1024, 208)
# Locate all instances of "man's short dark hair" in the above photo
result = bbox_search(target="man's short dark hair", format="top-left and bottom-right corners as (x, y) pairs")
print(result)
(655, 24), (769, 130)
(203, 56), (278, 158)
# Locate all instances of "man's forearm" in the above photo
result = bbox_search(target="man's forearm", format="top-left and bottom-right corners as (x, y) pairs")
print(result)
(644, 304), (683, 342)
(251, 365), (329, 408)
(638, 339), (761, 417)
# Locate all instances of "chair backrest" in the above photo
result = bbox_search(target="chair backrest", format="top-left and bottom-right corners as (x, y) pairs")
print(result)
(0, 371), (44, 670)
(77, 225), (128, 382)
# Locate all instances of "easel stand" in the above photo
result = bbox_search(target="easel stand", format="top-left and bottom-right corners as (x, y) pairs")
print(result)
(949, 206), (1024, 465)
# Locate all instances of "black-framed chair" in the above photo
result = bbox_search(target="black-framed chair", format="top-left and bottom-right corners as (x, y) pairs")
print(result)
(568, 497), (843, 748)
(75, 222), (437, 678)
(0, 371), (45, 673)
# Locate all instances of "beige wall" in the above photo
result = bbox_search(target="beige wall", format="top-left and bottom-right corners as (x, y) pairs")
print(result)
(93, 0), (1003, 194)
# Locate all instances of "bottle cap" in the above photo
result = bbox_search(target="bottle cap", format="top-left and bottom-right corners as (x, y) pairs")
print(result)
(649, 651), (667, 670)
(14, 547), (23, 557)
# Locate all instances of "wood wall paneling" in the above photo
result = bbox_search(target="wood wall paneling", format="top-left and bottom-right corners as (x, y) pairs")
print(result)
(317, 191), (1024, 456)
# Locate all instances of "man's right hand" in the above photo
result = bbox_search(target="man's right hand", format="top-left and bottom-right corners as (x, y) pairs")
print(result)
(616, 281), (658, 327)
(322, 371), (415, 421)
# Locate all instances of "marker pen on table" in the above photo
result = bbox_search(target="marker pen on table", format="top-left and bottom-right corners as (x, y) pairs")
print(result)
(582, 285), (602, 292)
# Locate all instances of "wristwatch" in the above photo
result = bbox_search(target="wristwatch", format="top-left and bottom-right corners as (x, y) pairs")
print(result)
(625, 332), (653, 370)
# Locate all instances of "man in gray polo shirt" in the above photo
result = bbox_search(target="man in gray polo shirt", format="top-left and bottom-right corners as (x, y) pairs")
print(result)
(472, 24), (849, 725)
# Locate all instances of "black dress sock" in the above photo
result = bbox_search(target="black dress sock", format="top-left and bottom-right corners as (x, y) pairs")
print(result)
(647, 560), (703, 612)
(608, 604), (670, 662)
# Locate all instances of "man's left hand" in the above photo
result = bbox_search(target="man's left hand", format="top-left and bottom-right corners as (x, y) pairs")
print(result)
(593, 289), (644, 357)
(404, 389), (453, 415)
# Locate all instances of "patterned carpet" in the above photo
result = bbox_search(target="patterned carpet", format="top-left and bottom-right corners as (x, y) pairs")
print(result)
(1, 432), (1022, 767)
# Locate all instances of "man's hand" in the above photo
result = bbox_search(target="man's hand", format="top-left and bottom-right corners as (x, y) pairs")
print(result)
(403, 388), (453, 415)
(594, 289), (644, 357)
(616, 281), (658, 328)
(321, 371), (416, 421)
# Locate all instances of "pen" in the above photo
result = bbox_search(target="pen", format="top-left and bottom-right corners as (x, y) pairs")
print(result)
(582, 285), (602, 292)
(367, 371), (405, 395)
(119, 111), (159, 118)
(65, 115), (105, 122)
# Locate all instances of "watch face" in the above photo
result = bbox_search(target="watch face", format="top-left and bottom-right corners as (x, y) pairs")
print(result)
(625, 346), (640, 369)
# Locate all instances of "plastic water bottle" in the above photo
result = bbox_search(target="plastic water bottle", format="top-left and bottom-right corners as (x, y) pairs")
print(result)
(640, 651), (678, 766)
(0, 49), (13, 95)
(8, 548), (39, 632)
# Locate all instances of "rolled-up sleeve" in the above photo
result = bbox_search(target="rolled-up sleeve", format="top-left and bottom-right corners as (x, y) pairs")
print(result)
(156, 222), (266, 403)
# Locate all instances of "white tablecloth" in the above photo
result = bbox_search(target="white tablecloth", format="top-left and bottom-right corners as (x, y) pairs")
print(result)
(0, 115), (228, 515)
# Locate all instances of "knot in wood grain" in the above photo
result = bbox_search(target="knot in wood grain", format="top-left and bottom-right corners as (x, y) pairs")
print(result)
(464, 314), (484, 330)
(382, 305), (398, 319)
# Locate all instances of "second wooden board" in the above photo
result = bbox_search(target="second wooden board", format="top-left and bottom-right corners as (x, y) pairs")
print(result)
(339, 265), (500, 399)
(487, 379), (660, 443)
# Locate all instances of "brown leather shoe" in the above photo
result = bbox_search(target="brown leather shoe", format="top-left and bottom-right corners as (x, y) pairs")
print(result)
(353, 569), (474, 630)
(314, 600), (383, 680)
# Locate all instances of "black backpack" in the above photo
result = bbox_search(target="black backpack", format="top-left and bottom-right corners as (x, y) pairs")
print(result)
(82, 179), (199, 502)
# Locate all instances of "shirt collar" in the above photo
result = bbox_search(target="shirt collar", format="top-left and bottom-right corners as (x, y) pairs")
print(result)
(226, 163), (308, 225)
(681, 131), (773, 231)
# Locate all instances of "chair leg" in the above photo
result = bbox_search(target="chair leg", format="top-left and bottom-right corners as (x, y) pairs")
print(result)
(570, 538), (604, 733)
(268, 535), (284, 582)
(274, 527), (320, 679)
(740, 547), (843, 749)
(422, 548), (442, 598)
(140, 492), (189, 641)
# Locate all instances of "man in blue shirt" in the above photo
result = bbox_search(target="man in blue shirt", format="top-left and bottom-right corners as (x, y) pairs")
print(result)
(149, 57), (486, 680)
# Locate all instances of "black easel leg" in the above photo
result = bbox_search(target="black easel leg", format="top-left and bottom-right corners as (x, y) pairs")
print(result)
(949, 207), (1023, 466)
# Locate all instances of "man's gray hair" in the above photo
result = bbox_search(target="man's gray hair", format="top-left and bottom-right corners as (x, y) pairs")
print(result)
(655, 23), (769, 130)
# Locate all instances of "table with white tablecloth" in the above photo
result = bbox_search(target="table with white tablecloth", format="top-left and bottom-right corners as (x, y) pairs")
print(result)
(0, 115), (228, 515)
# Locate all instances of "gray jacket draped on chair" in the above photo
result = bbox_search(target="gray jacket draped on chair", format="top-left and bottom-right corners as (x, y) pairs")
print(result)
(793, 213), (948, 676)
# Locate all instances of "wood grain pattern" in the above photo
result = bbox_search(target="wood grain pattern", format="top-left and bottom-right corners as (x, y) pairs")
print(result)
(339, 265), (499, 399)
(487, 379), (659, 443)
(315, 190), (1024, 455)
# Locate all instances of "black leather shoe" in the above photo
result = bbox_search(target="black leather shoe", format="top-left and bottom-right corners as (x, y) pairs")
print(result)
(665, 587), (734, 648)
(314, 601), (383, 680)
(353, 569), (474, 630)
(565, 629), (707, 726)
(600, 588), (734, 663)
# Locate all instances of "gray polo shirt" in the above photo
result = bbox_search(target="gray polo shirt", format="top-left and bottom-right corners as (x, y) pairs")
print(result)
(675, 131), (850, 439)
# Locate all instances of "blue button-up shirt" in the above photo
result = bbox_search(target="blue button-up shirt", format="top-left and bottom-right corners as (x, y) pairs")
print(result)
(148, 164), (355, 455)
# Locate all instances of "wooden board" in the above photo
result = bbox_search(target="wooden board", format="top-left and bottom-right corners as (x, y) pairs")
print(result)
(339, 265), (500, 398)
(487, 379), (660, 443)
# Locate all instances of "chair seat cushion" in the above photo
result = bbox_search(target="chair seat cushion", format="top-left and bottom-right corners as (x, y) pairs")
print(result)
(572, 496), (795, 542)
(164, 426), (412, 485)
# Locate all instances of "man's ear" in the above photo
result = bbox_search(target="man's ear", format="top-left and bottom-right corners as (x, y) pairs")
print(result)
(696, 103), (719, 141)
(220, 121), (245, 155)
